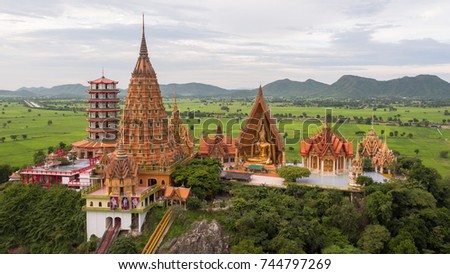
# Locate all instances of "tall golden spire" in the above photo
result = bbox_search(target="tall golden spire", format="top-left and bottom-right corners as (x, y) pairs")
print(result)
(140, 13), (148, 56)
(132, 14), (155, 77)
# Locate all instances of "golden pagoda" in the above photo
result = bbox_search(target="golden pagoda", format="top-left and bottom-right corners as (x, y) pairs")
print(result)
(236, 86), (285, 168)
(117, 16), (191, 186)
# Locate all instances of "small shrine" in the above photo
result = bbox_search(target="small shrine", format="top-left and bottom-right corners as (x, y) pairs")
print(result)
(164, 186), (191, 210)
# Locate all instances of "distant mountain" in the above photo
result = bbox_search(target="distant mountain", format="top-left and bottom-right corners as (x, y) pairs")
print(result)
(327, 74), (450, 98)
(261, 78), (330, 97)
(160, 83), (230, 97)
(0, 89), (37, 97)
(2, 74), (450, 99)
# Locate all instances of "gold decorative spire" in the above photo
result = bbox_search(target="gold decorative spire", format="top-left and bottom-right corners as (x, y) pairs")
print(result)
(217, 113), (223, 136)
(140, 13), (148, 56)
(117, 126), (127, 158)
(132, 14), (155, 77)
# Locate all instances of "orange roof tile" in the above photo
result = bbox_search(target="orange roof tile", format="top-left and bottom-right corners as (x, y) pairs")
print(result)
(300, 124), (353, 158)
(164, 186), (191, 201)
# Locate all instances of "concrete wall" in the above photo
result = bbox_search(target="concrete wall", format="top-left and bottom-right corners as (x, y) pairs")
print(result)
(86, 211), (147, 240)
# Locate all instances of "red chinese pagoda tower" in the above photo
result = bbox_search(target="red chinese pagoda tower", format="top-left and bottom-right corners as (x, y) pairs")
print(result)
(72, 75), (120, 158)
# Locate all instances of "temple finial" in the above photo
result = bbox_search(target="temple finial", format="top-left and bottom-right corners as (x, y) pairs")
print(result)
(258, 85), (263, 98)
(140, 13), (148, 56)
(217, 113), (223, 136)
(173, 85), (177, 107)
(117, 125), (127, 158)
(102, 67), (104, 78)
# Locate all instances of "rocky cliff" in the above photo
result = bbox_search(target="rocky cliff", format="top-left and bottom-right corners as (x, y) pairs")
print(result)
(158, 220), (229, 254)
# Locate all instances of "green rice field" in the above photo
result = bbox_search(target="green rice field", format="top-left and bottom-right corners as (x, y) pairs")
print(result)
(0, 99), (449, 176)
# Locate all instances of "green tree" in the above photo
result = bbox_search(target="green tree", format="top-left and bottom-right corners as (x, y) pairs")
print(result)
(187, 196), (202, 210)
(172, 158), (223, 200)
(439, 151), (449, 159)
(0, 164), (12, 184)
(0, 184), (85, 253)
(0, 137), (5, 143)
(109, 237), (138, 254)
(365, 191), (393, 225)
(47, 120), (53, 126)
(21, 134), (27, 140)
(388, 230), (419, 254)
(231, 239), (264, 254)
(357, 225), (391, 254)
(58, 142), (66, 150)
(10, 135), (17, 141)
(414, 149), (420, 155)
(277, 166), (311, 182)
(33, 149), (46, 165)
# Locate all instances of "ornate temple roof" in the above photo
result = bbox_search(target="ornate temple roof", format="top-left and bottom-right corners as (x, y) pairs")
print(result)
(198, 116), (236, 157)
(300, 124), (354, 158)
(88, 76), (118, 85)
(372, 140), (396, 168)
(198, 136), (237, 157)
(104, 143), (138, 180)
(164, 186), (191, 201)
(238, 86), (284, 152)
(72, 139), (116, 149)
(360, 127), (383, 158)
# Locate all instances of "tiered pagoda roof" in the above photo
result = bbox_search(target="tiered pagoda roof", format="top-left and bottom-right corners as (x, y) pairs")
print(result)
(88, 76), (118, 85)
(372, 140), (396, 171)
(104, 143), (139, 196)
(360, 127), (383, 158)
(300, 124), (354, 158)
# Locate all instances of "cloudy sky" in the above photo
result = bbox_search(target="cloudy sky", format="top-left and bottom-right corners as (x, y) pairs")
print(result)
(1, 0), (450, 90)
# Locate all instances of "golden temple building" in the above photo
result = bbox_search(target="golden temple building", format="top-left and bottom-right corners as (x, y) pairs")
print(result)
(300, 123), (354, 175)
(235, 86), (285, 169)
(372, 138), (396, 174)
(358, 127), (397, 174)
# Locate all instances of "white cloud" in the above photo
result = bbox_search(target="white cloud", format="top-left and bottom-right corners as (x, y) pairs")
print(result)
(0, 0), (450, 89)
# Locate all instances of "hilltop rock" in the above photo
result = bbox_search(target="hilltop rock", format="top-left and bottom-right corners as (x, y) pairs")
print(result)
(158, 220), (229, 254)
